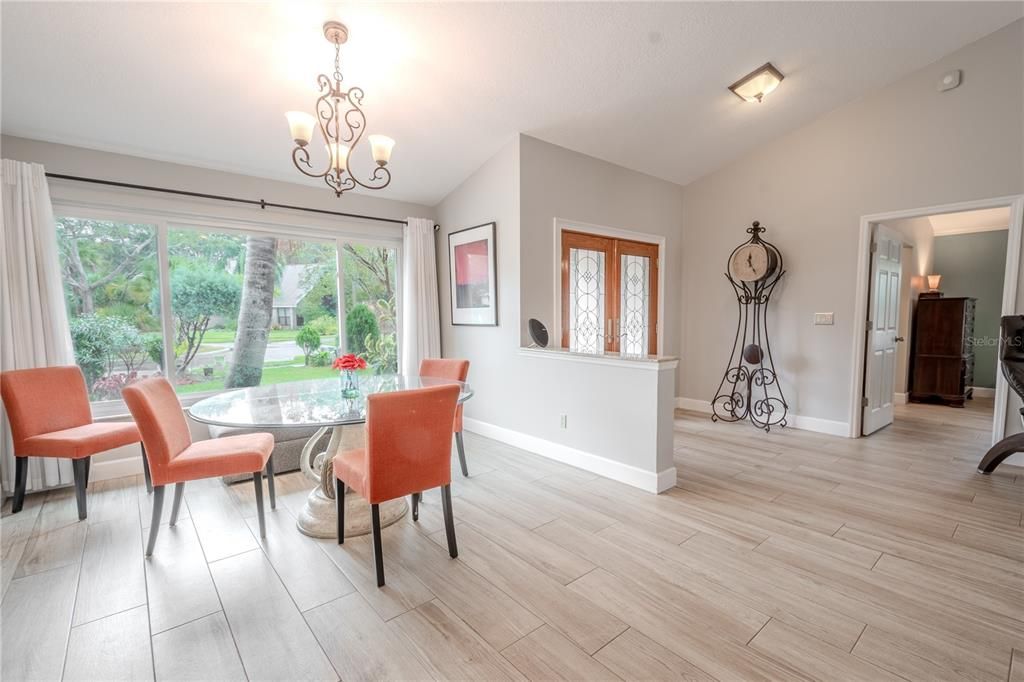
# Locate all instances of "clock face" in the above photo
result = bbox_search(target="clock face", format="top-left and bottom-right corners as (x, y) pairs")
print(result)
(729, 243), (774, 282)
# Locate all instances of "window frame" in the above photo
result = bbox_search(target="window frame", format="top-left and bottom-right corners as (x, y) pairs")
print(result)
(553, 217), (665, 356)
(52, 198), (404, 417)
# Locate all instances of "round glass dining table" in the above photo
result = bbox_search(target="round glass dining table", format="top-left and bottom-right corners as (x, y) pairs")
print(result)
(188, 374), (473, 538)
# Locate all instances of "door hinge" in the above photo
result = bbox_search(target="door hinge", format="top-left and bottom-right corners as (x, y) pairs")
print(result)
(866, 320), (873, 331)
(862, 396), (870, 407)
(870, 242), (878, 253)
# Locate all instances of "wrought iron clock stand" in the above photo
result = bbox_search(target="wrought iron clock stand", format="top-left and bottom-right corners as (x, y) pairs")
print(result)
(711, 221), (789, 432)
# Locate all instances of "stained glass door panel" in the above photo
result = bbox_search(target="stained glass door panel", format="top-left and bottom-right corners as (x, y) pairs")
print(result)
(619, 253), (650, 356)
(568, 247), (606, 353)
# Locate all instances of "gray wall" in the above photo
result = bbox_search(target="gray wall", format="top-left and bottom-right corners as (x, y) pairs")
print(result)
(435, 135), (678, 482)
(679, 19), (1023, 428)
(933, 230), (1009, 388)
(518, 135), (685, 355)
(0, 135), (435, 238)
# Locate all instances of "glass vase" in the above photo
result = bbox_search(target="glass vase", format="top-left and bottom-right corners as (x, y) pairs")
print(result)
(341, 369), (360, 399)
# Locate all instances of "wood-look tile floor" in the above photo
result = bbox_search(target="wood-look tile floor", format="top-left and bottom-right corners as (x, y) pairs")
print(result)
(2, 399), (1022, 681)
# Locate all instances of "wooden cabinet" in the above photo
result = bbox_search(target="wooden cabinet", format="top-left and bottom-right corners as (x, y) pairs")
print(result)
(909, 297), (976, 407)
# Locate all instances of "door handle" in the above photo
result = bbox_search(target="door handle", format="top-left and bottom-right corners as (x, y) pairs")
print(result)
(895, 336), (905, 342)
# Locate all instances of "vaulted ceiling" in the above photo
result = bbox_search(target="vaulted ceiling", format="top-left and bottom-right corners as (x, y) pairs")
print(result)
(3, 2), (1021, 205)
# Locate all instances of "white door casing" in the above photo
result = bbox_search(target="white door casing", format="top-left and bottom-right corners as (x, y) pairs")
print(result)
(862, 225), (903, 435)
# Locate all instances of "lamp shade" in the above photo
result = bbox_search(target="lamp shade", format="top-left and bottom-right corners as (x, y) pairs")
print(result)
(927, 274), (942, 291)
(368, 135), (395, 166)
(326, 142), (350, 171)
(286, 111), (316, 146)
(729, 63), (785, 103)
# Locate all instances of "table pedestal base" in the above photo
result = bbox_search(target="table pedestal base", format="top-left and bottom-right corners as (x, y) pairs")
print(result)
(294, 424), (407, 539)
(295, 486), (407, 539)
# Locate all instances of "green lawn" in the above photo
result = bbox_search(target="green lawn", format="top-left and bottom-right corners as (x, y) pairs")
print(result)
(202, 329), (301, 343)
(176, 362), (339, 394)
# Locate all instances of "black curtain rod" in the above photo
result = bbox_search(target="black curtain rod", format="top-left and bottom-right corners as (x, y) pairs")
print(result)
(44, 173), (440, 231)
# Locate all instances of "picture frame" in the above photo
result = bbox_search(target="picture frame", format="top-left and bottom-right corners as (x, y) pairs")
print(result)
(448, 222), (497, 326)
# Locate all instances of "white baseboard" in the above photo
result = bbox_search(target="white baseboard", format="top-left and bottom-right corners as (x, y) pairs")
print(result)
(894, 392), (908, 405)
(462, 417), (674, 493)
(674, 397), (850, 437)
(90, 455), (144, 483)
(971, 386), (996, 398)
(676, 397), (712, 413)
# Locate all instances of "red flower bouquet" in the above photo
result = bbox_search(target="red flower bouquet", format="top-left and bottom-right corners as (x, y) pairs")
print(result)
(332, 354), (367, 371)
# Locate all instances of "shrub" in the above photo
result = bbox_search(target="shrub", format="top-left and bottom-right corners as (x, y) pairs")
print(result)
(345, 304), (379, 355)
(296, 324), (321, 365)
(364, 333), (397, 374)
(143, 333), (165, 369)
(69, 314), (145, 386)
(308, 315), (338, 336)
(309, 349), (333, 367)
(91, 372), (140, 401)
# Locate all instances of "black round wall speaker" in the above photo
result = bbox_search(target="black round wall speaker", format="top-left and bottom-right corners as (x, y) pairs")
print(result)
(528, 319), (549, 348)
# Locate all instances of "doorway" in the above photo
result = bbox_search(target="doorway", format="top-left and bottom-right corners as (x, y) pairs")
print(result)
(850, 195), (1024, 442)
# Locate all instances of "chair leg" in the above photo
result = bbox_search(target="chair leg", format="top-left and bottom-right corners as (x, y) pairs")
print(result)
(335, 477), (345, 544)
(140, 443), (153, 494)
(441, 484), (458, 559)
(265, 455), (276, 510)
(455, 431), (469, 477)
(371, 504), (385, 587)
(411, 492), (421, 522)
(83, 457), (91, 488)
(11, 456), (28, 514)
(146, 486), (165, 557)
(72, 458), (89, 521)
(169, 482), (185, 526)
(253, 471), (266, 538)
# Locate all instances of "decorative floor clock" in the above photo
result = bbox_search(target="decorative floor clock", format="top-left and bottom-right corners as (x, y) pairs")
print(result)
(711, 221), (789, 432)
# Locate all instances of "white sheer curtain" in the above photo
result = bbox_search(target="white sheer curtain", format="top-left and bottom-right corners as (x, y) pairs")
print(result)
(0, 159), (75, 495)
(400, 217), (441, 374)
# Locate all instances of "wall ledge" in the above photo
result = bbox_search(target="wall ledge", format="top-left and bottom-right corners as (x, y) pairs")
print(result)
(518, 346), (678, 371)
(463, 416), (675, 493)
(675, 397), (850, 438)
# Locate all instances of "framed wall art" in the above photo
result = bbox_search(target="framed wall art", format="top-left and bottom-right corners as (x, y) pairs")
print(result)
(448, 222), (497, 326)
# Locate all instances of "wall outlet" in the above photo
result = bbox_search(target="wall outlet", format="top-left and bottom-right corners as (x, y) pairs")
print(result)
(559, 414), (568, 429)
(814, 312), (835, 325)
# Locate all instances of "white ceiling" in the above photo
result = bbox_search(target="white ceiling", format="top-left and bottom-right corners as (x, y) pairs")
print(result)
(3, 2), (1021, 206)
(929, 207), (1011, 236)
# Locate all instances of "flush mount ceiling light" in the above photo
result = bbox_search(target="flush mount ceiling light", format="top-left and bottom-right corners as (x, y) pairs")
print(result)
(728, 62), (785, 103)
(286, 21), (395, 197)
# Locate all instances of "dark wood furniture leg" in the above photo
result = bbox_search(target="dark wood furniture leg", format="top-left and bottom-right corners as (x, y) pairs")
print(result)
(978, 432), (1024, 474)
(72, 457), (89, 520)
(11, 456), (28, 513)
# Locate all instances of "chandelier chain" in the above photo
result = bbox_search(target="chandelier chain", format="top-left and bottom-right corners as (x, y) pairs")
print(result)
(333, 44), (343, 84)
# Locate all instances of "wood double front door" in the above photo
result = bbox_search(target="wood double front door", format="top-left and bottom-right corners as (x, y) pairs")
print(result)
(560, 230), (660, 355)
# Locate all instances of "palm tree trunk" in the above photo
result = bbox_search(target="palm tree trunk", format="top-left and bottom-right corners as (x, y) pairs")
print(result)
(225, 236), (277, 388)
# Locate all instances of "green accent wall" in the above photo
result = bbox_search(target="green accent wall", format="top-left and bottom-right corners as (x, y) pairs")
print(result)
(932, 230), (1008, 388)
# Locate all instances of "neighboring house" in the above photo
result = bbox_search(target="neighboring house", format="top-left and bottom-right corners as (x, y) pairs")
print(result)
(272, 264), (317, 329)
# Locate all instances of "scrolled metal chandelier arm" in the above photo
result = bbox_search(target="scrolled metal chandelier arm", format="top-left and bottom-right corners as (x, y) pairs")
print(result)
(339, 87), (392, 192)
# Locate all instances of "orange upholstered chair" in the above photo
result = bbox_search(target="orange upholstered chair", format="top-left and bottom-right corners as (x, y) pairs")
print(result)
(122, 377), (275, 556)
(419, 358), (471, 477)
(0, 366), (142, 520)
(334, 383), (460, 587)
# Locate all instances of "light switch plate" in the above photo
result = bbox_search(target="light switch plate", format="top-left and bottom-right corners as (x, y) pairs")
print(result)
(814, 312), (834, 325)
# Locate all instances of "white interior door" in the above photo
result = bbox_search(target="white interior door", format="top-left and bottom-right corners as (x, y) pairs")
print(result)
(862, 225), (903, 435)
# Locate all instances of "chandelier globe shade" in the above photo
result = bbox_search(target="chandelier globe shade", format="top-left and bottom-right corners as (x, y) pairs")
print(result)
(286, 20), (395, 197)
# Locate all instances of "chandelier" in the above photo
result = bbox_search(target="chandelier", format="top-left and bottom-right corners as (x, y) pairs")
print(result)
(285, 21), (395, 197)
